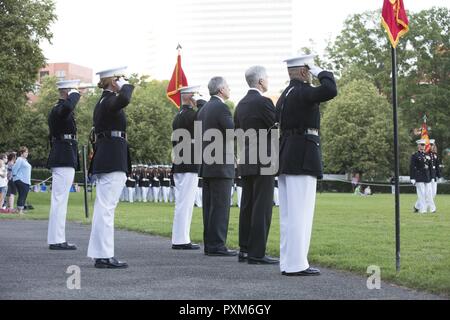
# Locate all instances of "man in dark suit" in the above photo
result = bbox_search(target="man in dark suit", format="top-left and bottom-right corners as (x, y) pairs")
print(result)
(234, 66), (278, 265)
(276, 55), (337, 276)
(47, 80), (81, 251)
(196, 77), (237, 257)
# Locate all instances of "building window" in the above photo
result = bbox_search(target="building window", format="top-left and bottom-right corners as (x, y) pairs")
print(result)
(55, 70), (66, 80)
(39, 71), (49, 81)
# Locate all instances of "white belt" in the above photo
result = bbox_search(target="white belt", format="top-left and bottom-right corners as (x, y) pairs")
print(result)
(306, 128), (319, 136)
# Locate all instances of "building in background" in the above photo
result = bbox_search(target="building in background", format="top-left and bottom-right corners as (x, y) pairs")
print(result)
(147, 0), (300, 103)
(28, 62), (93, 103)
(39, 62), (93, 84)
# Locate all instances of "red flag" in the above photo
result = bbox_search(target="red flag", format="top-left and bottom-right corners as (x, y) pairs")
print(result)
(166, 49), (188, 108)
(381, 0), (409, 48)
(421, 122), (431, 153)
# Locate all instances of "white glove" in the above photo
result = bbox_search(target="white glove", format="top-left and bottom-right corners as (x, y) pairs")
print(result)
(410, 179), (416, 185)
(115, 77), (129, 89)
(308, 65), (324, 77)
(68, 89), (79, 95)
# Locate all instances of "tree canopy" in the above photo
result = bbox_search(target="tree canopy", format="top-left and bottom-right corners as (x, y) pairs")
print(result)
(0, 0), (56, 141)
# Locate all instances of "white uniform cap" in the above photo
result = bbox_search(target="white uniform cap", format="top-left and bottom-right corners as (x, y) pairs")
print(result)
(429, 139), (435, 144)
(283, 54), (316, 68)
(96, 66), (128, 79)
(57, 80), (80, 89)
(416, 139), (426, 144)
(179, 85), (200, 94)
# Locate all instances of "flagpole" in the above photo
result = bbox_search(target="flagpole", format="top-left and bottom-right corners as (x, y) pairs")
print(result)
(177, 43), (182, 109)
(391, 46), (401, 272)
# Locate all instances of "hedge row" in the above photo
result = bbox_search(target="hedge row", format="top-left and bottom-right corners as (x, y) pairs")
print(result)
(31, 168), (450, 194)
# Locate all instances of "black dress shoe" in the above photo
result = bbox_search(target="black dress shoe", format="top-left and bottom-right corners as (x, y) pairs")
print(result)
(207, 248), (238, 257)
(248, 255), (279, 265)
(49, 242), (77, 250)
(413, 206), (419, 213)
(172, 243), (200, 250)
(281, 267), (321, 276)
(238, 251), (248, 262)
(94, 257), (128, 269)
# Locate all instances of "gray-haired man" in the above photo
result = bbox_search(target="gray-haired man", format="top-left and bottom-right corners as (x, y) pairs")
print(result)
(197, 77), (237, 257)
(234, 66), (278, 265)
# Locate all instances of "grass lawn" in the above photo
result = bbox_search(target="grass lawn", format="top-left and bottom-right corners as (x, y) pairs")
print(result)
(1, 191), (449, 297)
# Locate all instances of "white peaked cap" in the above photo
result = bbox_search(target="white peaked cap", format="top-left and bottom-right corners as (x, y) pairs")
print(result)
(57, 80), (80, 89)
(96, 66), (128, 79)
(416, 139), (426, 144)
(429, 139), (435, 144)
(283, 54), (316, 68)
(179, 85), (200, 94)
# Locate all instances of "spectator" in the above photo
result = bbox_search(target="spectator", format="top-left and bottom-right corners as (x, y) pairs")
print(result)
(364, 186), (372, 196)
(12, 147), (32, 214)
(351, 173), (360, 192)
(0, 154), (8, 210)
(6, 152), (17, 211)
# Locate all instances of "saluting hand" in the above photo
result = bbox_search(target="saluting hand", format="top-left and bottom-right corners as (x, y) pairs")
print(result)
(68, 89), (80, 95)
(308, 65), (324, 78)
(116, 77), (129, 90)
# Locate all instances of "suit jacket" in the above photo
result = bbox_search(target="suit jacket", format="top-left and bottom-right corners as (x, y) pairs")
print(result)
(234, 90), (276, 176)
(276, 72), (337, 178)
(90, 84), (134, 175)
(196, 96), (234, 179)
(47, 92), (81, 170)
(410, 151), (432, 183)
(172, 105), (200, 173)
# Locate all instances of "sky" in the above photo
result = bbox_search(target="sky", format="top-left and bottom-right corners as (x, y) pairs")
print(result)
(41, 0), (450, 83)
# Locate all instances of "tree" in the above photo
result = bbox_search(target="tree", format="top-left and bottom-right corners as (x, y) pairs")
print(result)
(126, 77), (177, 164)
(0, 0), (56, 141)
(326, 7), (450, 160)
(321, 80), (411, 179)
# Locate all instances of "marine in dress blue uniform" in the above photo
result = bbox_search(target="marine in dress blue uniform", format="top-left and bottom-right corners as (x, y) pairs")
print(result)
(47, 80), (81, 250)
(87, 67), (134, 269)
(276, 55), (337, 276)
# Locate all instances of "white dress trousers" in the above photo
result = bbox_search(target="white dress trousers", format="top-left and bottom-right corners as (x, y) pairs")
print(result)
(47, 167), (75, 245)
(236, 186), (242, 208)
(431, 179), (438, 199)
(141, 187), (149, 203)
(195, 187), (203, 208)
(279, 174), (317, 273)
(87, 172), (127, 259)
(273, 187), (279, 206)
(415, 182), (436, 213)
(172, 173), (198, 245)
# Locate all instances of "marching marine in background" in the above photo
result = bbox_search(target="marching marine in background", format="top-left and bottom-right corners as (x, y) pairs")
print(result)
(47, 80), (81, 251)
(410, 139), (436, 214)
(87, 67), (134, 269)
(171, 85), (201, 250)
(276, 54), (337, 276)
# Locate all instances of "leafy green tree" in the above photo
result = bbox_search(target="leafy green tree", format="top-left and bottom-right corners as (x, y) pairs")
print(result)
(326, 7), (450, 160)
(0, 0), (56, 141)
(321, 80), (411, 179)
(126, 78), (177, 164)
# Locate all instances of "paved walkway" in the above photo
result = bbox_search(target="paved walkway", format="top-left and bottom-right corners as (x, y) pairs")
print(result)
(0, 220), (444, 300)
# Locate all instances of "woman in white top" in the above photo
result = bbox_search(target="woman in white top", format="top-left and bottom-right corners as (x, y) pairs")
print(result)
(0, 154), (8, 210)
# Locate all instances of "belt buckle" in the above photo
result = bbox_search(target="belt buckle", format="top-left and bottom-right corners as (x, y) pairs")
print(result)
(64, 134), (74, 140)
(306, 129), (318, 136)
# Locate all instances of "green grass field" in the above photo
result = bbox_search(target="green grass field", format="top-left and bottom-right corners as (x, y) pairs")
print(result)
(1, 191), (449, 297)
